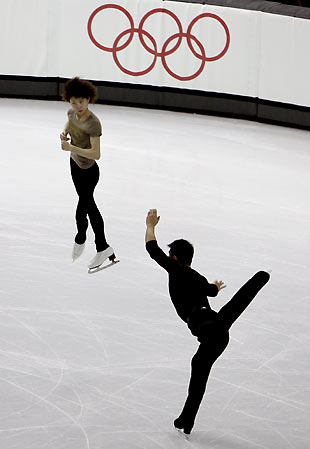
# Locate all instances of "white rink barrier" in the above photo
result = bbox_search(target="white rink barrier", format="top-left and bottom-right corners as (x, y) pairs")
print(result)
(0, 0), (309, 127)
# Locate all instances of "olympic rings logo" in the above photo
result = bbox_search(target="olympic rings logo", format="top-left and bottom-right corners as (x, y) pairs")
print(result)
(87, 4), (230, 81)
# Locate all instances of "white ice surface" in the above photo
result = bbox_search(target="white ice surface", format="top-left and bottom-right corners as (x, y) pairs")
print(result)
(0, 98), (309, 449)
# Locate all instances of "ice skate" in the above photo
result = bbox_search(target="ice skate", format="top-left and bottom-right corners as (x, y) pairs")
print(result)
(88, 246), (119, 272)
(72, 242), (85, 261)
(174, 417), (193, 437)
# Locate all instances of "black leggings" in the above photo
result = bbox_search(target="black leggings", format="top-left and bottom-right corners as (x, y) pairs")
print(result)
(70, 158), (108, 252)
(178, 271), (270, 430)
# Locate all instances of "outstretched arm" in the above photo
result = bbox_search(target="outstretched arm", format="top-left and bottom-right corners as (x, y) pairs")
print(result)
(214, 280), (226, 291)
(207, 279), (226, 297)
(145, 209), (160, 243)
(202, 278), (226, 297)
(145, 209), (176, 272)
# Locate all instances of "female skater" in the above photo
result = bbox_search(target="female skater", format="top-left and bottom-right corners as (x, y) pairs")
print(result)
(60, 77), (116, 269)
(145, 209), (270, 435)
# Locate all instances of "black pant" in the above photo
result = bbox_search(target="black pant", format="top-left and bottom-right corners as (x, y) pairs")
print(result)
(178, 271), (270, 431)
(70, 158), (108, 252)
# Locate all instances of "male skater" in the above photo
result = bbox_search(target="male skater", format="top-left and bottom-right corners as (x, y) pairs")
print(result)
(145, 209), (270, 435)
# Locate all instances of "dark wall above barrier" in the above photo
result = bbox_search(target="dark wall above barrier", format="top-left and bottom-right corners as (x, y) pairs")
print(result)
(168, 0), (310, 18)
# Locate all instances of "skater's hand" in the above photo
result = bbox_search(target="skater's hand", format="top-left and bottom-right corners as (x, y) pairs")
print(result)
(60, 132), (69, 141)
(146, 209), (160, 227)
(61, 140), (71, 151)
(213, 280), (226, 291)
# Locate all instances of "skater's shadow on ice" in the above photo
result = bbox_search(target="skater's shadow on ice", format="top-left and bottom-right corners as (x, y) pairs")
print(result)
(173, 431), (255, 449)
(88, 259), (120, 274)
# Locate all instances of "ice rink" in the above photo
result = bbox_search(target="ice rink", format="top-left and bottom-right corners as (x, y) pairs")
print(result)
(1, 98), (309, 449)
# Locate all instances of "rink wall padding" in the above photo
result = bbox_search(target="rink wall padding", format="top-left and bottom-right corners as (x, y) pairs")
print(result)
(0, 0), (310, 128)
(1, 75), (309, 128)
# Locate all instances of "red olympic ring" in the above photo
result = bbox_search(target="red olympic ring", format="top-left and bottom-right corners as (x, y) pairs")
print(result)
(138, 9), (183, 57)
(113, 28), (157, 76)
(162, 33), (206, 81)
(87, 4), (230, 81)
(88, 4), (134, 52)
(187, 13), (230, 61)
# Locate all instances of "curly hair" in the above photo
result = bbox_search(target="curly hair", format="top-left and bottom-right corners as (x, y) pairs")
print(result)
(62, 77), (98, 103)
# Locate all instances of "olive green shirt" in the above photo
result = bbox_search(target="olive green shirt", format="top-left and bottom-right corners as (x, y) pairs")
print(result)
(67, 108), (102, 169)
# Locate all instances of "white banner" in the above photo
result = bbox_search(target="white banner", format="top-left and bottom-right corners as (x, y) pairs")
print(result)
(0, 0), (309, 107)
(258, 12), (310, 107)
(56, 0), (243, 94)
(0, 0), (48, 76)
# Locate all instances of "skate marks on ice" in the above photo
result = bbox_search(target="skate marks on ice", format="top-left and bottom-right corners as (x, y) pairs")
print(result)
(0, 306), (231, 449)
(1, 99), (310, 449)
(0, 308), (91, 449)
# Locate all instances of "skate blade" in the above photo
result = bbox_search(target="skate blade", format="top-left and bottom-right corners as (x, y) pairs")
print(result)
(175, 428), (190, 440)
(88, 259), (120, 274)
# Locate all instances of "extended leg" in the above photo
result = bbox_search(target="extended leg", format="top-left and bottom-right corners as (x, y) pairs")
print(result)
(175, 331), (229, 434)
(218, 271), (270, 329)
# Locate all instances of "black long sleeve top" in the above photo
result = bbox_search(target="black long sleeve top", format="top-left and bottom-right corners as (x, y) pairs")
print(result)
(146, 240), (219, 323)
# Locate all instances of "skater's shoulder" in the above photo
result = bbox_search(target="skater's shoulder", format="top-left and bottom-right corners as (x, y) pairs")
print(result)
(185, 265), (201, 277)
(146, 239), (167, 257)
(89, 110), (101, 124)
(187, 266), (210, 284)
(67, 108), (74, 118)
(146, 240), (180, 272)
(88, 111), (102, 136)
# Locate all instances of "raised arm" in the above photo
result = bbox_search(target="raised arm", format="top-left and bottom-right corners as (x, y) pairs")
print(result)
(145, 209), (177, 272)
(145, 209), (160, 243)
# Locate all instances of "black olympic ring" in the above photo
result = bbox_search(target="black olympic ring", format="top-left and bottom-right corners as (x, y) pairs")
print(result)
(87, 4), (230, 81)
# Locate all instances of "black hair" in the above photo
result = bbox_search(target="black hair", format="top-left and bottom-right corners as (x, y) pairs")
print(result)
(168, 239), (194, 266)
(62, 77), (98, 103)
